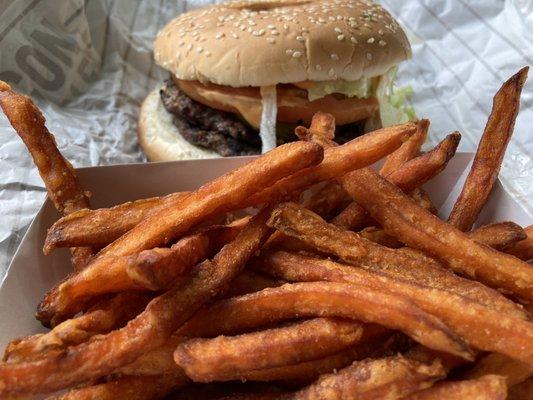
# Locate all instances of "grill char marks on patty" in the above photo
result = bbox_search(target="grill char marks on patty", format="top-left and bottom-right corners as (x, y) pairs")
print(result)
(160, 80), (260, 156)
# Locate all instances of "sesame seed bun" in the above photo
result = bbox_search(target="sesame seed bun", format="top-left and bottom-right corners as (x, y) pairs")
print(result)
(138, 89), (219, 161)
(154, 0), (411, 87)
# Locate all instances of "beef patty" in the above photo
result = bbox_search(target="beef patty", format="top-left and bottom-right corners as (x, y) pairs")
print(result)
(160, 79), (366, 157)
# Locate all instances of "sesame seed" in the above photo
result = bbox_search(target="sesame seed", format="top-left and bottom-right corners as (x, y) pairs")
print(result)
(231, 32), (239, 39)
(330, 53), (339, 60)
(248, 20), (256, 26)
(296, 35), (305, 42)
(267, 37), (276, 44)
(271, 30), (280, 36)
(178, 41), (185, 46)
(328, 68), (336, 77)
(197, 47), (203, 53)
(328, 16), (335, 21)
(187, 44), (193, 51)
(205, 51), (211, 57)
(316, 64), (322, 70)
(350, 36), (358, 43)
(378, 29), (384, 35)
(379, 40), (387, 46)
(337, 34), (345, 41)
(367, 37), (375, 43)
(366, 53), (373, 60)
(215, 32), (225, 39)
(252, 29), (265, 36)
(292, 51), (303, 58)
(334, 27), (343, 33)
(286, 49), (294, 55)
(283, 24), (289, 30)
(247, 27), (253, 33)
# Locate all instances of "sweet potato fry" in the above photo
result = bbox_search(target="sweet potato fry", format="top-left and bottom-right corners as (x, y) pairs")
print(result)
(47, 373), (188, 400)
(387, 132), (461, 193)
(40, 220), (248, 318)
(246, 122), (416, 206)
(44, 192), (188, 253)
(266, 203), (526, 318)
(4, 291), (151, 363)
(175, 318), (364, 382)
(300, 181), (350, 220)
(461, 353), (532, 387)
(287, 356), (445, 400)
(332, 133), (460, 230)
(358, 226), (403, 248)
(448, 67), (528, 231)
(404, 375), (507, 400)
(508, 377), (533, 400)
(340, 167), (533, 301)
(255, 251), (533, 365)
(0, 81), (93, 270)
(505, 225), (533, 261)
(470, 222), (527, 251)
(380, 119), (429, 177)
(0, 207), (273, 395)
(181, 281), (472, 359)
(35, 142), (321, 325)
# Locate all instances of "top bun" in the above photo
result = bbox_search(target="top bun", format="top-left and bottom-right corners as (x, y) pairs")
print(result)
(154, 0), (411, 87)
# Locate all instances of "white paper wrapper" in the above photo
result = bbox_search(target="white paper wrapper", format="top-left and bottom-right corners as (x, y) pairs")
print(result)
(0, 0), (532, 279)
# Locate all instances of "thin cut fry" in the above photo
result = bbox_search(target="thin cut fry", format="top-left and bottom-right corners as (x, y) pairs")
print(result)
(181, 281), (472, 359)
(333, 132), (460, 230)
(47, 373), (187, 400)
(461, 353), (532, 387)
(267, 203), (526, 318)
(404, 375), (507, 400)
(44, 192), (188, 253)
(287, 356), (444, 400)
(505, 225), (533, 261)
(380, 119), (429, 177)
(35, 142), (321, 325)
(0, 207), (273, 395)
(246, 122), (416, 206)
(256, 251), (533, 365)
(4, 291), (151, 363)
(175, 318), (364, 382)
(448, 67), (528, 231)
(40, 221), (247, 318)
(386, 132), (461, 193)
(340, 167), (533, 301)
(469, 222), (527, 250)
(0, 81), (93, 270)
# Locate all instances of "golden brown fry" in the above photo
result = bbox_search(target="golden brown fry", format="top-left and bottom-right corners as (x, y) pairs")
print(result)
(247, 122), (416, 206)
(35, 142), (321, 325)
(287, 356), (445, 400)
(4, 291), (151, 363)
(44, 193), (188, 253)
(183, 281), (472, 359)
(470, 222), (527, 251)
(266, 203), (526, 318)
(411, 188), (438, 215)
(387, 132), (461, 193)
(380, 119), (429, 177)
(461, 353), (532, 387)
(404, 375), (507, 400)
(256, 251), (533, 366)
(333, 133), (460, 230)
(300, 181), (350, 220)
(505, 225), (533, 261)
(448, 67), (528, 231)
(0, 207), (273, 396)
(0, 81), (94, 270)
(47, 373), (188, 400)
(40, 221), (248, 319)
(294, 112), (336, 148)
(508, 377), (533, 400)
(175, 318), (364, 382)
(340, 167), (533, 301)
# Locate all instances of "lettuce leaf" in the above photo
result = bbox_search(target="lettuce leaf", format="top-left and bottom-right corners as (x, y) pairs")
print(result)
(306, 78), (373, 101)
(376, 67), (416, 127)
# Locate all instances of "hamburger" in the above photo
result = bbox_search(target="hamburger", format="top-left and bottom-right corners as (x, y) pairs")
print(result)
(139, 0), (413, 161)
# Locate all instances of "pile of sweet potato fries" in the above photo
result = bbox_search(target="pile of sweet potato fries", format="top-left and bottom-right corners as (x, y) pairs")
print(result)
(0, 68), (531, 399)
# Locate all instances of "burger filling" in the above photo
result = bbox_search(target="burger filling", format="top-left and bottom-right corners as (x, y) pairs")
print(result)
(160, 68), (414, 157)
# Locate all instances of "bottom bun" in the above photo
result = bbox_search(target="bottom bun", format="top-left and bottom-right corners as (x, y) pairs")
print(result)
(138, 89), (219, 161)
